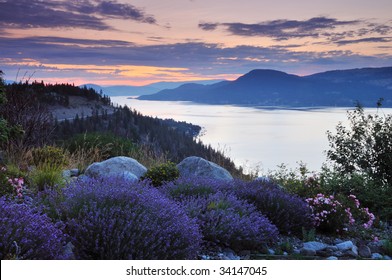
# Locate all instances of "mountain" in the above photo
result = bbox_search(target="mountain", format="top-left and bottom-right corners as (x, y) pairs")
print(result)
(139, 67), (392, 107)
(81, 79), (225, 97)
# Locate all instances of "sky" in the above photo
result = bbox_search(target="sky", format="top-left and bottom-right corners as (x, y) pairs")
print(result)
(0, 0), (392, 86)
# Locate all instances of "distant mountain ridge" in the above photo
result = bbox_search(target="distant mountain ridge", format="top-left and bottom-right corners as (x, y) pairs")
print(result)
(139, 67), (392, 107)
(81, 79), (225, 97)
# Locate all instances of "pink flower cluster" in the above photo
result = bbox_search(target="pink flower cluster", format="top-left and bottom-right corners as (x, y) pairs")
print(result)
(1, 166), (25, 199)
(306, 193), (375, 233)
(8, 177), (25, 198)
(305, 193), (344, 228)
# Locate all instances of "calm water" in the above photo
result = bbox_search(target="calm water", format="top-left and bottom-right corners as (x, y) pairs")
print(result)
(111, 96), (390, 174)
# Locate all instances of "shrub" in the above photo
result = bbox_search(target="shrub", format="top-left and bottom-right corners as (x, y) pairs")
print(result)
(31, 145), (69, 168)
(161, 176), (229, 200)
(52, 177), (202, 259)
(0, 197), (66, 259)
(326, 106), (392, 220)
(0, 165), (26, 198)
(65, 132), (137, 160)
(305, 193), (375, 234)
(28, 164), (64, 192)
(232, 180), (313, 236)
(182, 192), (278, 251)
(141, 162), (179, 187)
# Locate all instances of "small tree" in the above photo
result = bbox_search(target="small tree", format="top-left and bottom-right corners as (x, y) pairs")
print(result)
(326, 104), (392, 219)
(326, 105), (392, 186)
(0, 71), (10, 144)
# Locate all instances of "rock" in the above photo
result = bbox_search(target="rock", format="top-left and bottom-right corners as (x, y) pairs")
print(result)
(326, 256), (338, 260)
(268, 249), (275, 255)
(300, 248), (316, 256)
(326, 245), (339, 252)
(368, 241), (383, 254)
(218, 249), (240, 260)
(343, 245), (358, 258)
(293, 249), (301, 255)
(384, 255), (391, 260)
(69, 168), (79, 177)
(336, 241), (354, 251)
(303, 241), (328, 252)
(84, 156), (147, 180)
(358, 245), (372, 258)
(238, 250), (251, 260)
(177, 156), (233, 181)
(62, 168), (80, 179)
(371, 253), (383, 260)
(63, 242), (75, 260)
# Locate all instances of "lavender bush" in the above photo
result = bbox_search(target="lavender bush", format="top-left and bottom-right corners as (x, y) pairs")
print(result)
(0, 197), (66, 259)
(163, 177), (312, 236)
(232, 180), (313, 236)
(56, 177), (202, 260)
(180, 191), (278, 251)
(161, 176), (229, 199)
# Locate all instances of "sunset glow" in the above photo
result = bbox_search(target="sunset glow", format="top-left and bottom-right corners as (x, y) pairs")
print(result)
(1, 0), (391, 85)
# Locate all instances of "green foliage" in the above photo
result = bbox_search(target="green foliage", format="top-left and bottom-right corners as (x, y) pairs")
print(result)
(64, 132), (138, 160)
(382, 239), (392, 256)
(302, 227), (316, 242)
(327, 106), (392, 185)
(31, 145), (69, 168)
(326, 106), (392, 220)
(268, 162), (323, 198)
(141, 161), (180, 187)
(28, 164), (64, 192)
(0, 71), (10, 144)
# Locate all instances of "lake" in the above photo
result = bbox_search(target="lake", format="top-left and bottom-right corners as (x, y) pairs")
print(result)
(111, 96), (390, 174)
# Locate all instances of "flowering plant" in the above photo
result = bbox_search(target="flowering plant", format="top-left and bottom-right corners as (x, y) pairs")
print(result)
(0, 166), (26, 199)
(306, 193), (375, 234)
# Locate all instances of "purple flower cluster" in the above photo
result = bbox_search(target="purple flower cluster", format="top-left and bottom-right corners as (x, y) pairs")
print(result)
(182, 192), (278, 251)
(161, 176), (228, 199)
(57, 177), (202, 259)
(0, 197), (66, 260)
(227, 180), (313, 236)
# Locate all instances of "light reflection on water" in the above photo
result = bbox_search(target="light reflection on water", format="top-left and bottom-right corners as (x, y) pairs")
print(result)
(111, 96), (391, 174)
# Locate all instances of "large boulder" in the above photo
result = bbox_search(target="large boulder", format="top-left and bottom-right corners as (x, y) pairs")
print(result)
(177, 156), (233, 181)
(84, 156), (147, 181)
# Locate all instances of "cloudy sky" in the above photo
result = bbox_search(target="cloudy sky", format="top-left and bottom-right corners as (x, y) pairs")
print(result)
(1, 0), (391, 85)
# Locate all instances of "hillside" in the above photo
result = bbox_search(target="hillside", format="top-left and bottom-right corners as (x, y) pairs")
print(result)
(139, 67), (392, 107)
(0, 81), (242, 176)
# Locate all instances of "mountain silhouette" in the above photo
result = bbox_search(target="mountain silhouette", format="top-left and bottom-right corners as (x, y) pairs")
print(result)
(139, 67), (392, 107)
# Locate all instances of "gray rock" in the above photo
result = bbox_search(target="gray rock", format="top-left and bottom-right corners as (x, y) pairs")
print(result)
(218, 249), (240, 260)
(69, 168), (79, 177)
(326, 256), (338, 260)
(62, 169), (80, 179)
(62, 170), (71, 179)
(63, 242), (75, 260)
(177, 156), (233, 181)
(384, 255), (391, 260)
(293, 249), (301, 255)
(326, 245), (339, 252)
(84, 156), (147, 180)
(268, 249), (275, 255)
(358, 245), (372, 258)
(303, 241), (328, 252)
(368, 241), (383, 254)
(336, 241), (354, 251)
(372, 253), (383, 260)
(343, 245), (358, 258)
(300, 248), (316, 256)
